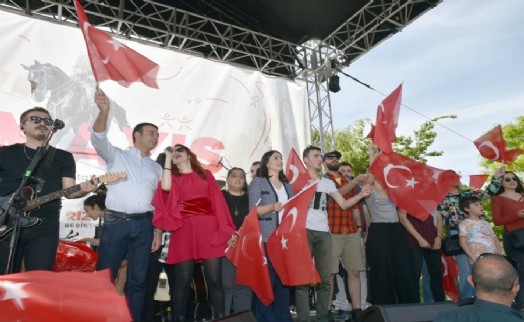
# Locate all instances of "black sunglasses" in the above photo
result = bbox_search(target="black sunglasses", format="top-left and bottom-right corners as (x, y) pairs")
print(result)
(324, 155), (341, 160)
(504, 177), (519, 183)
(28, 115), (53, 126)
(174, 147), (186, 153)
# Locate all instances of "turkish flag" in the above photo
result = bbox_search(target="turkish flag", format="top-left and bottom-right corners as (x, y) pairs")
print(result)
(0, 270), (131, 321)
(371, 84), (402, 153)
(441, 253), (460, 301)
(468, 174), (489, 190)
(474, 125), (524, 165)
(226, 207), (274, 305)
(285, 147), (311, 194)
(73, 0), (159, 88)
(370, 151), (460, 221)
(365, 124), (375, 139)
(267, 183), (321, 286)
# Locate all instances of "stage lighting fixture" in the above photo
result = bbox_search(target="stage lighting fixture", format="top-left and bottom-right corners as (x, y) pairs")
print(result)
(328, 75), (341, 93)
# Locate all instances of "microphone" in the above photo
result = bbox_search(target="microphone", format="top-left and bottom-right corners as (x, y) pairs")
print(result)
(53, 119), (65, 130)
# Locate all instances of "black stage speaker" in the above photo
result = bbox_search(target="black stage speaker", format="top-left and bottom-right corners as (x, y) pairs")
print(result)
(213, 310), (256, 322)
(360, 302), (459, 322)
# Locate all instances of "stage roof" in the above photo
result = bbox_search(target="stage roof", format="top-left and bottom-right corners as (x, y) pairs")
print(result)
(0, 0), (441, 78)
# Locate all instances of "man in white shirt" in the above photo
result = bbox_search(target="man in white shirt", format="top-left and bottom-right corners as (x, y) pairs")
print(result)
(92, 88), (162, 321)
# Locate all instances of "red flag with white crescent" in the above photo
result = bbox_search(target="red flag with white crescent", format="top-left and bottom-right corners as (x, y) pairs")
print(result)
(226, 207), (274, 305)
(370, 151), (460, 221)
(267, 182), (320, 286)
(285, 147), (311, 194)
(474, 125), (523, 165)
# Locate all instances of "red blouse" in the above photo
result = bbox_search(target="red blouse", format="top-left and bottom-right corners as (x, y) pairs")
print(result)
(491, 195), (524, 232)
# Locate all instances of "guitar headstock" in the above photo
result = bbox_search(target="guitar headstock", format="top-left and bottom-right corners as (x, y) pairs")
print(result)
(98, 172), (128, 183)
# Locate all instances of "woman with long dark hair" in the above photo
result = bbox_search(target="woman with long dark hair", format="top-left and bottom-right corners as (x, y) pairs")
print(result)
(248, 150), (294, 322)
(492, 171), (524, 309)
(152, 144), (236, 321)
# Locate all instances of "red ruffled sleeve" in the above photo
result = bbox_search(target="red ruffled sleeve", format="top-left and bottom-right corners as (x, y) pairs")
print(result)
(206, 170), (236, 246)
(152, 181), (183, 232)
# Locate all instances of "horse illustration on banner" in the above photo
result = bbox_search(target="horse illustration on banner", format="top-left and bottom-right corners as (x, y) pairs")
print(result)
(22, 60), (129, 142)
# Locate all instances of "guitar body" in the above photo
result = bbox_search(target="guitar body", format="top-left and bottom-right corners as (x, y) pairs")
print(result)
(0, 187), (42, 240)
(0, 172), (127, 241)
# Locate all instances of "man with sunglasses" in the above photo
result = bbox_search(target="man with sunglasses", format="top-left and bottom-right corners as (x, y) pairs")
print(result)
(92, 88), (162, 322)
(322, 151), (368, 322)
(0, 107), (98, 274)
(434, 253), (524, 321)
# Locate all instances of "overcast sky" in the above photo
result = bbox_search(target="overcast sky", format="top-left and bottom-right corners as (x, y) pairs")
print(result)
(330, 0), (524, 179)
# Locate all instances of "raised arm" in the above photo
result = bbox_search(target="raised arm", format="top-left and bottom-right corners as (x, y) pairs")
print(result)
(330, 184), (372, 210)
(93, 87), (111, 133)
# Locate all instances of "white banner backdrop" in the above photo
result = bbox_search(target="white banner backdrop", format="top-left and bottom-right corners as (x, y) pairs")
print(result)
(0, 11), (309, 239)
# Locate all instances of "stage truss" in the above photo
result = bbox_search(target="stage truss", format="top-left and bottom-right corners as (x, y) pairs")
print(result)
(0, 0), (441, 151)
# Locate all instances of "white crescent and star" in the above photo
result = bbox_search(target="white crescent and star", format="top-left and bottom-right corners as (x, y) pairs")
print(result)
(383, 163), (418, 189)
(478, 140), (500, 160)
(0, 281), (30, 310)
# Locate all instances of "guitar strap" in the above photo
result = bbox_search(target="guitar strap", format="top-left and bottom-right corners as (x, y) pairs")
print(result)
(32, 146), (56, 194)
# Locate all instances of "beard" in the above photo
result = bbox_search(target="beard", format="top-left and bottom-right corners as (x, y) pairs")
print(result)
(326, 163), (339, 172)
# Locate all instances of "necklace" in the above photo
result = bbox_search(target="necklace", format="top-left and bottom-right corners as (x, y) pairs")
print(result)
(23, 145), (34, 161)
(226, 191), (243, 216)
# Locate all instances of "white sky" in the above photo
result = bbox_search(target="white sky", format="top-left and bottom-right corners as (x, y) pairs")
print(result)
(330, 0), (524, 178)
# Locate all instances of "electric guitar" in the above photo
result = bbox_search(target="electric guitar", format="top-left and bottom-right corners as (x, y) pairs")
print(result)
(0, 172), (127, 241)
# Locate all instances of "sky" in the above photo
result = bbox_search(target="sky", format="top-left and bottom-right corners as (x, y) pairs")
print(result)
(330, 0), (524, 179)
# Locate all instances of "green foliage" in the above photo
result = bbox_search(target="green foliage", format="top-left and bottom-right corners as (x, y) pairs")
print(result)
(394, 115), (456, 163)
(331, 115), (455, 173)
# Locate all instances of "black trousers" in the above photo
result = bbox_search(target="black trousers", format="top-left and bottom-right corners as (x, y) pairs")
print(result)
(366, 222), (419, 305)
(0, 219), (59, 274)
(409, 247), (445, 302)
(142, 249), (176, 322)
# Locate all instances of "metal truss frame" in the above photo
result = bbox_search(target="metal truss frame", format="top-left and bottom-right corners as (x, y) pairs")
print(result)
(0, 0), (440, 150)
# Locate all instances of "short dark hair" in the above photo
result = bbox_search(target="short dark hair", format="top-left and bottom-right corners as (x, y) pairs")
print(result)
(339, 162), (353, 169)
(251, 161), (261, 167)
(132, 122), (158, 143)
(20, 107), (51, 123)
(472, 254), (518, 295)
(459, 195), (480, 214)
(302, 145), (321, 159)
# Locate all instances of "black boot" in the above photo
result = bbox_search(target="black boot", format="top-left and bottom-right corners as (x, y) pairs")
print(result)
(351, 309), (363, 322)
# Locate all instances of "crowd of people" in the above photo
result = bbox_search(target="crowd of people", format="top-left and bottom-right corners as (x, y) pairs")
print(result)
(1, 87), (523, 322)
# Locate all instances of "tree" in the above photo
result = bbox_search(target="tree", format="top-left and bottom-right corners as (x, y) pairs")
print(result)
(332, 115), (456, 174)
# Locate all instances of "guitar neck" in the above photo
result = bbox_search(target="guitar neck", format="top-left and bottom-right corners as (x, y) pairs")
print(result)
(25, 184), (81, 211)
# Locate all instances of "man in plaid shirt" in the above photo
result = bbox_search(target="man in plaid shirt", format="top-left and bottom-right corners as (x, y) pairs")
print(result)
(323, 151), (367, 322)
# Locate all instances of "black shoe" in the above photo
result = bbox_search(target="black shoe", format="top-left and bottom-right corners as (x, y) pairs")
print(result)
(351, 309), (363, 322)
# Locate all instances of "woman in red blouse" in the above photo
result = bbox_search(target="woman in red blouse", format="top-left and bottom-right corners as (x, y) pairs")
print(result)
(152, 144), (236, 321)
(492, 171), (524, 309)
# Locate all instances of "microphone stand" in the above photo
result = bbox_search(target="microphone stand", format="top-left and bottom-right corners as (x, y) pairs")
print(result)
(4, 123), (60, 274)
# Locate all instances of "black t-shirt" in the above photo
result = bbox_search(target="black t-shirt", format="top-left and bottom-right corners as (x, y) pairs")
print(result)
(221, 190), (249, 230)
(0, 143), (76, 223)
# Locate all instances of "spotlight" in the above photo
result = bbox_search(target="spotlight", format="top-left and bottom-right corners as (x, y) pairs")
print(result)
(328, 75), (341, 93)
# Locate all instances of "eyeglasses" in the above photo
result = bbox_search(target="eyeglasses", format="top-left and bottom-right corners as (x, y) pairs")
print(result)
(504, 177), (518, 183)
(324, 155), (341, 160)
(174, 147), (186, 153)
(28, 116), (53, 126)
